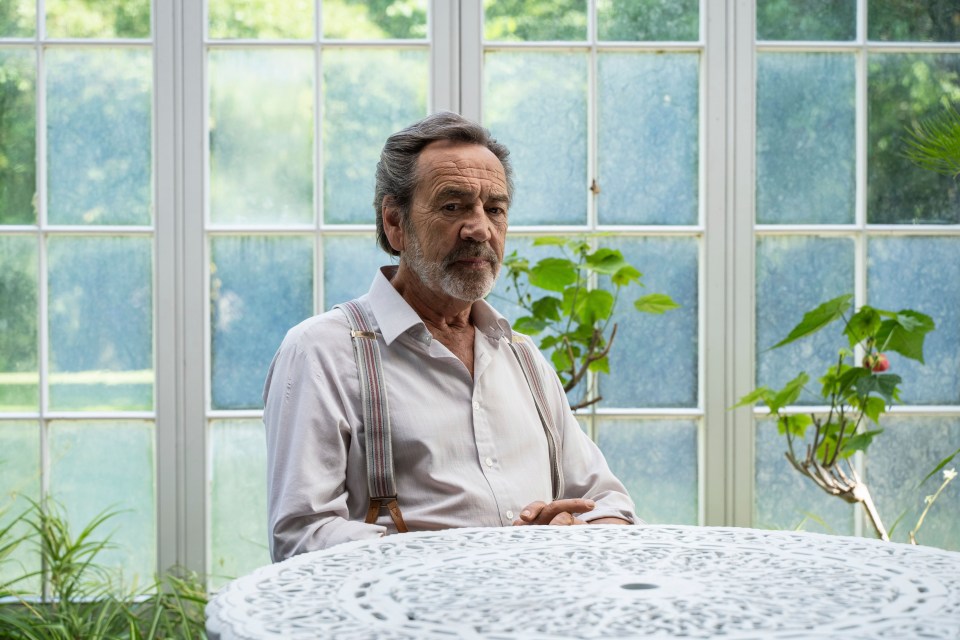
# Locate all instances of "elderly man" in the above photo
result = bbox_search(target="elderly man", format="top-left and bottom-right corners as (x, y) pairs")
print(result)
(263, 112), (637, 561)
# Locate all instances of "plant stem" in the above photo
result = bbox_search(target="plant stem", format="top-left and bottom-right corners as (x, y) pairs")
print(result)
(909, 471), (956, 545)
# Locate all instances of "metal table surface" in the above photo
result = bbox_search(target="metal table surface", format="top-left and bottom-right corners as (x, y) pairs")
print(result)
(206, 525), (960, 639)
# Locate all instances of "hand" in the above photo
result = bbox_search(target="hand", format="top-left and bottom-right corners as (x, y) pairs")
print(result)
(513, 499), (595, 526)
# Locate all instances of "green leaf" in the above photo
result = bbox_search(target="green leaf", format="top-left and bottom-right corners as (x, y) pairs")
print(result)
(531, 296), (562, 322)
(529, 258), (578, 292)
(588, 356), (610, 374)
(732, 386), (775, 409)
(835, 366), (870, 396)
(532, 236), (569, 247)
(843, 306), (881, 348)
(585, 248), (628, 274)
(771, 294), (853, 349)
(634, 293), (680, 315)
(550, 348), (572, 372)
(778, 413), (813, 438)
(919, 446), (960, 487)
(611, 264), (642, 287)
(769, 372), (810, 414)
(502, 251), (528, 272)
(839, 429), (883, 458)
(575, 289), (615, 325)
(861, 396), (887, 424)
(854, 373), (902, 404)
(875, 311), (936, 363)
(513, 316), (547, 335)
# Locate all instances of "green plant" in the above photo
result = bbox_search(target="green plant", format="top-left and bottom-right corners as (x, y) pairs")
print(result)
(0, 498), (207, 640)
(499, 236), (679, 409)
(904, 103), (960, 178)
(736, 294), (936, 541)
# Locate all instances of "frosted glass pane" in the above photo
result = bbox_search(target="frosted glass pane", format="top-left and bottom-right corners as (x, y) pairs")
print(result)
(323, 49), (428, 224)
(484, 52), (587, 226)
(48, 421), (155, 585)
(209, 419), (270, 588)
(866, 416), (960, 551)
(757, 53), (855, 224)
(756, 0), (855, 41)
(211, 236), (313, 410)
(0, 48), (36, 225)
(598, 237), (698, 409)
(46, 0), (150, 39)
(754, 419), (855, 535)
(47, 236), (153, 411)
(0, 236), (38, 412)
(324, 0), (428, 39)
(756, 236), (854, 404)
(867, 236), (960, 405)
(597, 0), (698, 41)
(596, 419), (698, 525)
(0, 0), (35, 37)
(484, 0), (586, 41)
(868, 53), (960, 225)
(209, 0), (313, 39)
(869, 0), (960, 42)
(0, 422), (40, 593)
(46, 48), (152, 226)
(322, 235), (393, 309)
(209, 49), (314, 225)
(597, 53), (698, 225)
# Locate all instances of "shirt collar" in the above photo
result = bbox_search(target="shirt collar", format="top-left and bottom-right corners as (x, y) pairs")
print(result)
(366, 265), (513, 345)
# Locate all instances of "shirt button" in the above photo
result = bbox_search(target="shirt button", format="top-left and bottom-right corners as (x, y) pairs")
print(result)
(506, 510), (514, 520)
(473, 401), (480, 410)
(485, 457), (494, 468)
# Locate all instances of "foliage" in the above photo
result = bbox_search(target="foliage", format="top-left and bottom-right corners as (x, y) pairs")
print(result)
(500, 237), (678, 410)
(736, 294), (941, 542)
(904, 104), (960, 178)
(0, 498), (207, 640)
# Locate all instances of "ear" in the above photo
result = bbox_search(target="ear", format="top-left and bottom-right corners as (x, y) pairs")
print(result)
(381, 196), (405, 253)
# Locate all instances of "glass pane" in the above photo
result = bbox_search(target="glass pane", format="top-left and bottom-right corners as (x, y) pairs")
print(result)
(0, 236), (38, 412)
(0, 48), (37, 225)
(0, 421), (40, 594)
(597, 0), (698, 41)
(755, 418), (855, 535)
(757, 53), (855, 225)
(484, 0), (586, 42)
(868, 236), (960, 405)
(48, 420), (155, 585)
(208, 0), (313, 40)
(322, 234), (393, 309)
(867, 415), (960, 551)
(596, 418), (698, 525)
(209, 48), (314, 225)
(756, 0), (856, 41)
(484, 52), (587, 226)
(756, 236), (854, 404)
(323, 0), (428, 39)
(211, 235), (313, 410)
(46, 48), (152, 226)
(868, 53), (960, 224)
(597, 53), (698, 226)
(0, 0), (36, 37)
(323, 48), (428, 224)
(869, 0), (960, 42)
(47, 236), (153, 411)
(599, 236), (698, 408)
(209, 419), (269, 588)
(45, 0), (150, 39)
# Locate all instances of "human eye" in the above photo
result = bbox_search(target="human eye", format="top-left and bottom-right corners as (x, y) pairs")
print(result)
(441, 202), (459, 212)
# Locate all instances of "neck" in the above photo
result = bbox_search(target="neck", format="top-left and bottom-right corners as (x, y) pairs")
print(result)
(390, 262), (475, 331)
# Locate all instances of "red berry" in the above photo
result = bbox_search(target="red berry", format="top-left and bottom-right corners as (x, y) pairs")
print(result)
(863, 353), (890, 372)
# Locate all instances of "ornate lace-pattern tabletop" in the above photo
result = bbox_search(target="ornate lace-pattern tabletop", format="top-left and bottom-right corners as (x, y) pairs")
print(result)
(205, 525), (960, 639)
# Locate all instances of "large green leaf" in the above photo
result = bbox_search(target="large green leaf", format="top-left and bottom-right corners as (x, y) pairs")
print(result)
(860, 396), (887, 424)
(585, 248), (627, 274)
(611, 264), (642, 286)
(532, 236), (569, 247)
(771, 294), (853, 349)
(854, 373), (902, 404)
(575, 289), (615, 325)
(769, 372), (810, 414)
(875, 311), (936, 363)
(531, 296), (562, 322)
(778, 413), (813, 438)
(529, 257), (578, 292)
(513, 316), (547, 335)
(839, 429), (883, 458)
(843, 305), (881, 347)
(634, 293), (680, 315)
(732, 386), (775, 409)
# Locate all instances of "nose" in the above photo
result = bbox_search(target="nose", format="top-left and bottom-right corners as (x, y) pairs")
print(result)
(460, 205), (492, 243)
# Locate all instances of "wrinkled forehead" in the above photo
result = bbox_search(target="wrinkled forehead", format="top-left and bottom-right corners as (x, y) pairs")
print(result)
(414, 141), (509, 198)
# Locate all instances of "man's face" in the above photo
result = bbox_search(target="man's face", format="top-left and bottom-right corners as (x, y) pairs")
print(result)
(401, 140), (510, 302)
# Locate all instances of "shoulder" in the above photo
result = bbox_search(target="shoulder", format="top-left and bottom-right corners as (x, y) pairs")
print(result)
(274, 307), (354, 367)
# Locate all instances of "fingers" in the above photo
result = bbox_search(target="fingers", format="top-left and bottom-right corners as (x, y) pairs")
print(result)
(514, 499), (596, 525)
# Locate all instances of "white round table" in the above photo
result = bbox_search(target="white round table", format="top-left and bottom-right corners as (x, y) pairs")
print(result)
(206, 525), (960, 639)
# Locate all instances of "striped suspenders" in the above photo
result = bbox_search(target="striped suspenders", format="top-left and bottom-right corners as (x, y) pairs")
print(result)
(336, 299), (564, 532)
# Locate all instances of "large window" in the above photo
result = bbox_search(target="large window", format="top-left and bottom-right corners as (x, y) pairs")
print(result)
(1, 0), (957, 591)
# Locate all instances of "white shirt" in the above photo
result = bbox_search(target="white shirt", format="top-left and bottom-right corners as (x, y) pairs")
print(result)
(263, 266), (637, 561)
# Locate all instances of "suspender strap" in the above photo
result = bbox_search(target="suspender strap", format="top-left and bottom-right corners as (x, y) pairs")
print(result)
(335, 300), (408, 533)
(509, 334), (564, 501)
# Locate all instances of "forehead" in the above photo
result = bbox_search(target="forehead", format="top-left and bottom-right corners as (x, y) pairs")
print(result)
(415, 140), (508, 195)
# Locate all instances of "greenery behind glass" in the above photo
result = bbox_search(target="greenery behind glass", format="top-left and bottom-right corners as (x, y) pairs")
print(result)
(0, 422), (40, 592)
(45, 0), (150, 39)
(0, 48), (36, 225)
(0, 237), (38, 411)
(756, 0), (856, 41)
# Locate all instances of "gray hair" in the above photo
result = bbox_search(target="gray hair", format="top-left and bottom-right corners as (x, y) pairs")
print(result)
(374, 111), (514, 256)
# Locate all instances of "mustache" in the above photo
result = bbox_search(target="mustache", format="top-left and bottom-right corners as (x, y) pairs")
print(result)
(443, 242), (499, 267)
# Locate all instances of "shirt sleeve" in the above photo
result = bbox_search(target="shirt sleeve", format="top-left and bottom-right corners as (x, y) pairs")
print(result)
(262, 317), (386, 561)
(534, 346), (641, 525)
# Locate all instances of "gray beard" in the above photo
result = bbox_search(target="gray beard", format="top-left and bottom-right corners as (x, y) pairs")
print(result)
(403, 233), (500, 302)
